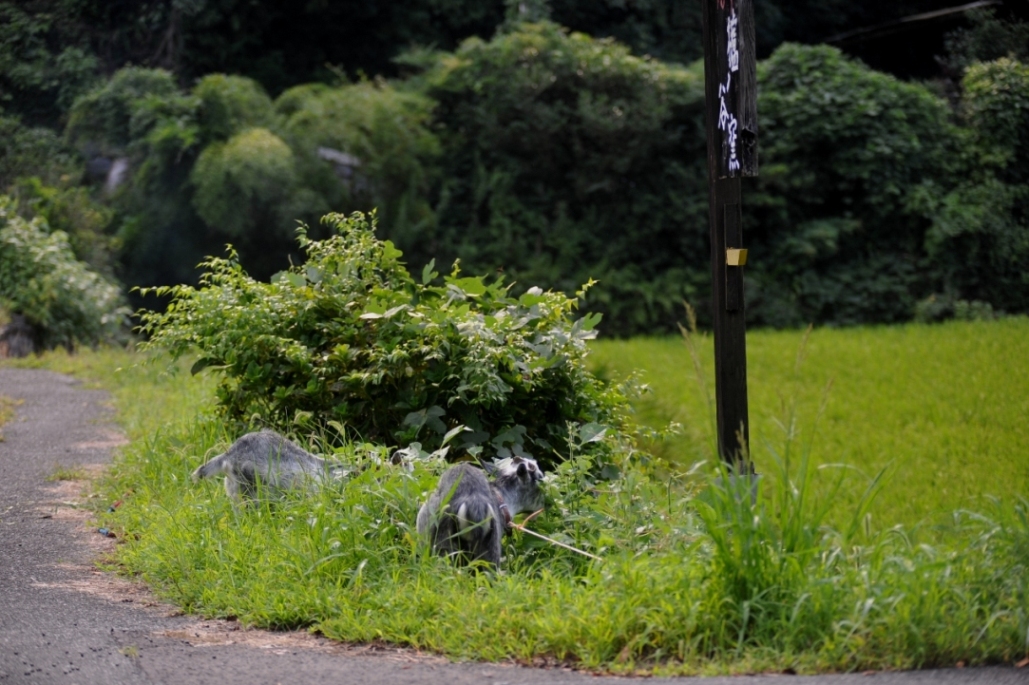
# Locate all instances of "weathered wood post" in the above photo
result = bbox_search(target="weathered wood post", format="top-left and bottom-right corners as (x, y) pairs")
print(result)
(702, 0), (758, 468)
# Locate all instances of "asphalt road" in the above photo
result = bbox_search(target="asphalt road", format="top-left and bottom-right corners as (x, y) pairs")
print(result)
(0, 367), (1025, 685)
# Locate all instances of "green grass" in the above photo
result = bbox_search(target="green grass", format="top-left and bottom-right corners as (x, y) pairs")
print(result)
(0, 394), (22, 441)
(45, 465), (89, 481)
(4, 324), (1028, 675)
(589, 317), (1029, 531)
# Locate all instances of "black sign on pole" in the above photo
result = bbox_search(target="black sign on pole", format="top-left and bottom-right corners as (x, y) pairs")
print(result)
(702, 0), (758, 468)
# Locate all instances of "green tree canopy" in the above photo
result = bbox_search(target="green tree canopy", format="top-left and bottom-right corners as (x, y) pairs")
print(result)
(745, 44), (957, 326)
(193, 73), (276, 145)
(276, 80), (440, 249)
(190, 126), (298, 240)
(66, 67), (180, 155)
(421, 21), (708, 334)
(913, 58), (1029, 316)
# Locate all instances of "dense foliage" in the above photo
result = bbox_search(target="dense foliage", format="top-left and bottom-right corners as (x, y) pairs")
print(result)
(744, 44), (956, 327)
(915, 57), (1029, 318)
(420, 22), (709, 334)
(138, 211), (634, 469)
(5, 0), (1004, 125)
(4, 5), (1029, 334)
(0, 195), (129, 350)
(275, 80), (440, 251)
(61, 67), (443, 293)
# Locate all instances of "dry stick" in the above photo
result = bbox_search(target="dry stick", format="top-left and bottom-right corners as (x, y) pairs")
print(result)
(509, 509), (603, 562)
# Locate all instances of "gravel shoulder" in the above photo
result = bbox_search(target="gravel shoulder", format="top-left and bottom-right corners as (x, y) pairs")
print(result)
(0, 367), (1024, 685)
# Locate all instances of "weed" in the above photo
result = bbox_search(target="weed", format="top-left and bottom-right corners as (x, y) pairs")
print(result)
(0, 394), (23, 441)
(45, 465), (88, 481)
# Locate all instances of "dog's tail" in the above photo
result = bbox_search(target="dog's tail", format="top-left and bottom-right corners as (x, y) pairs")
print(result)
(191, 453), (229, 483)
(454, 498), (496, 542)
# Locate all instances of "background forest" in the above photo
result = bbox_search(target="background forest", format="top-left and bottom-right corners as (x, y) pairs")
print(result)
(2, 0), (1028, 342)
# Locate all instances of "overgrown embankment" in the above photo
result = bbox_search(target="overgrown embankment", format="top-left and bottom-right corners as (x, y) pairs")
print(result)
(9, 317), (1028, 675)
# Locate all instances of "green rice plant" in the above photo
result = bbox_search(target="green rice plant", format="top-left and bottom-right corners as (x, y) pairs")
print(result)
(589, 318), (1029, 531)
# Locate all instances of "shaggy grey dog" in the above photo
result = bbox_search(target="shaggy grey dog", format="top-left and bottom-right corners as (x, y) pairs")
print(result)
(416, 456), (545, 567)
(192, 430), (346, 506)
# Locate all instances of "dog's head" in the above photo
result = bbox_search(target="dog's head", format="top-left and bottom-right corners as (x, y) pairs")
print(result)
(492, 456), (545, 514)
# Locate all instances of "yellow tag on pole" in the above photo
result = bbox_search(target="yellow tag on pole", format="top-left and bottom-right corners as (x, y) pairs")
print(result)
(726, 248), (748, 266)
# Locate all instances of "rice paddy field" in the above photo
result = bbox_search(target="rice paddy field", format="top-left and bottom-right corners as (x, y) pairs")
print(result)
(589, 317), (1029, 532)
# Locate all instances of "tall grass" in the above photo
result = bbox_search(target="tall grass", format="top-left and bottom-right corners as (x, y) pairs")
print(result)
(98, 414), (1028, 673)
(6, 325), (1029, 674)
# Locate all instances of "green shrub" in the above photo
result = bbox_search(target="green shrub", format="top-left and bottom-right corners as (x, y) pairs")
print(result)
(942, 8), (1029, 77)
(276, 79), (440, 249)
(0, 196), (129, 350)
(0, 3), (99, 125)
(914, 58), (1029, 315)
(66, 67), (180, 154)
(0, 115), (80, 190)
(9, 176), (116, 277)
(962, 58), (1029, 185)
(138, 211), (634, 470)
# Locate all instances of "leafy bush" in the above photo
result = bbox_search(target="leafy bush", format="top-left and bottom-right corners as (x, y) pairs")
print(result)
(138, 211), (633, 469)
(193, 74), (276, 145)
(962, 58), (1029, 185)
(70, 68), (441, 293)
(0, 115), (80, 190)
(0, 196), (129, 350)
(66, 67), (181, 154)
(914, 58), (1029, 315)
(0, 114), (120, 290)
(0, 3), (99, 125)
(9, 176), (116, 277)
(942, 8), (1029, 77)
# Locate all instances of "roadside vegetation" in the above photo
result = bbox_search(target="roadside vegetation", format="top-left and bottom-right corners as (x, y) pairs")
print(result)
(0, 393), (22, 440)
(5, 290), (1026, 675)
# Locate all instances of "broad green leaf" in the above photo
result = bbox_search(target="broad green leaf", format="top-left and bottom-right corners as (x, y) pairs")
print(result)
(421, 258), (437, 285)
(578, 422), (607, 444)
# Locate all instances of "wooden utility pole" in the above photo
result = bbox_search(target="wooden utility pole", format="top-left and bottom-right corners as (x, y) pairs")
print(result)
(702, 0), (758, 468)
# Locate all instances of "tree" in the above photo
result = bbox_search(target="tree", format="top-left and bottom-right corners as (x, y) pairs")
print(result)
(914, 58), (1029, 317)
(745, 44), (958, 327)
(421, 21), (708, 334)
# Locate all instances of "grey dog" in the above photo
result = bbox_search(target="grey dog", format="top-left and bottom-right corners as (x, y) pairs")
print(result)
(192, 430), (347, 506)
(416, 456), (545, 567)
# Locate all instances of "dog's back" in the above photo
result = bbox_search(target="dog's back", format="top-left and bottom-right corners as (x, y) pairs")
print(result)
(416, 463), (503, 566)
(192, 430), (334, 503)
